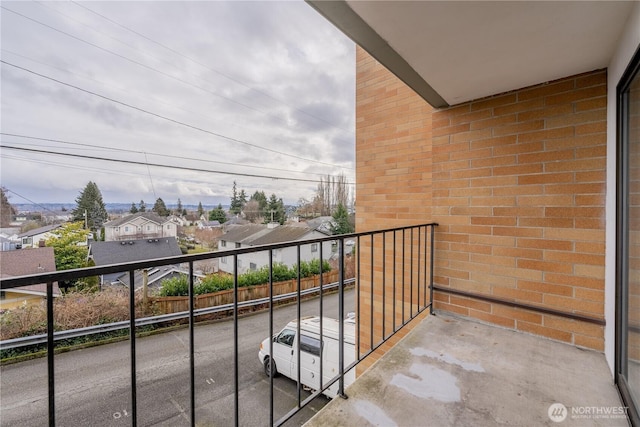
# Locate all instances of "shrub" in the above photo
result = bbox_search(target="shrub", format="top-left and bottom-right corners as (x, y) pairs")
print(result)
(157, 275), (189, 297)
(0, 289), (149, 341)
(158, 259), (333, 297)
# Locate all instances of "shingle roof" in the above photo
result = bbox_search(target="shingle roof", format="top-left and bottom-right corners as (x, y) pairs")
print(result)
(220, 224), (271, 245)
(104, 212), (168, 227)
(220, 224), (321, 247)
(249, 226), (315, 246)
(0, 247), (61, 296)
(89, 237), (182, 266)
(17, 224), (63, 238)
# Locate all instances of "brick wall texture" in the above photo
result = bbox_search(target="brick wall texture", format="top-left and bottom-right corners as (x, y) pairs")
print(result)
(355, 46), (607, 359)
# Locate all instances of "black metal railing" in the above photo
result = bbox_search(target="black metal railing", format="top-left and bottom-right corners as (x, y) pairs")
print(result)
(0, 222), (438, 427)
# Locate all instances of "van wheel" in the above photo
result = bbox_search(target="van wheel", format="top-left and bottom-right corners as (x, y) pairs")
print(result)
(264, 357), (277, 377)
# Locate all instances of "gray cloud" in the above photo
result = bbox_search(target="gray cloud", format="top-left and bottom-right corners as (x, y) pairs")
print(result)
(1, 1), (355, 206)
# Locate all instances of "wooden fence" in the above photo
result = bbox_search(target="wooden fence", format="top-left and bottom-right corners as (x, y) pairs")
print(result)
(149, 270), (339, 314)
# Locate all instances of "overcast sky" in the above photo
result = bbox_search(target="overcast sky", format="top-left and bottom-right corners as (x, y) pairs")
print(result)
(0, 1), (355, 207)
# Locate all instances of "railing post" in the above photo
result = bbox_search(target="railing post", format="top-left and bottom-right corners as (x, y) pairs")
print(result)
(429, 224), (435, 316)
(189, 262), (196, 427)
(338, 237), (347, 399)
(296, 245), (302, 406)
(47, 281), (55, 427)
(268, 249), (274, 427)
(129, 270), (137, 427)
(233, 255), (239, 427)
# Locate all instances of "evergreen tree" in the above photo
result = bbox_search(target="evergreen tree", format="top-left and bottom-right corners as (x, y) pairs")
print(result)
(239, 189), (248, 209)
(267, 194), (285, 224)
(251, 191), (268, 216)
(130, 202), (139, 214)
(230, 181), (243, 215)
(208, 203), (227, 223)
(197, 201), (204, 217)
(0, 186), (16, 227)
(72, 181), (107, 231)
(152, 197), (169, 216)
(139, 200), (146, 212)
(176, 198), (183, 215)
(330, 203), (354, 235)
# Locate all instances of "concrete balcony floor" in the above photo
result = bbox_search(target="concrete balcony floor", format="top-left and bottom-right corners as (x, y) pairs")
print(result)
(305, 312), (627, 427)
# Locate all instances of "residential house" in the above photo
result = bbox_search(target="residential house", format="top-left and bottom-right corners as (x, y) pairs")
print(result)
(197, 220), (221, 230)
(308, 1), (640, 424)
(103, 212), (177, 242)
(16, 224), (63, 249)
(116, 266), (205, 293)
(218, 224), (332, 275)
(168, 215), (187, 227)
(221, 216), (248, 232)
(89, 237), (183, 287)
(0, 247), (61, 310)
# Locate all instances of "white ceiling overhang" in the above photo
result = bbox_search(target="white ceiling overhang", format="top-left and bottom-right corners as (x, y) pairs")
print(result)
(307, 1), (635, 108)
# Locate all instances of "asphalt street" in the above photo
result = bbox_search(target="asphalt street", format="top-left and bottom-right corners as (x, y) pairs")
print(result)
(0, 288), (355, 427)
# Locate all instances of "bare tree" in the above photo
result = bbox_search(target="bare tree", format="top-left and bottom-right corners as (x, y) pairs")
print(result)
(312, 173), (350, 216)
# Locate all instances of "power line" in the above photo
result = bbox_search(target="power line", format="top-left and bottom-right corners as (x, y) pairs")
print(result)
(0, 145), (356, 185)
(70, 0), (355, 136)
(5, 3), (354, 145)
(0, 133), (336, 178)
(4, 188), (63, 216)
(1, 60), (351, 169)
(0, 48), (292, 148)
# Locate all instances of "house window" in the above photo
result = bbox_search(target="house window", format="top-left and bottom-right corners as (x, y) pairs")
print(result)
(147, 225), (152, 231)
(250, 262), (257, 271)
(311, 243), (318, 253)
(221, 257), (227, 264)
(616, 45), (640, 425)
(167, 224), (172, 229)
(221, 241), (227, 247)
(235, 242), (241, 248)
(125, 226), (130, 232)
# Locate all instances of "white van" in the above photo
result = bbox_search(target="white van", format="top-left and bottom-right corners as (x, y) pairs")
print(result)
(258, 316), (356, 398)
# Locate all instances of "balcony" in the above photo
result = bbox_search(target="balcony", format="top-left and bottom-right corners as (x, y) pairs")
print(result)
(0, 221), (630, 426)
(305, 311), (626, 427)
(1, 223), (437, 426)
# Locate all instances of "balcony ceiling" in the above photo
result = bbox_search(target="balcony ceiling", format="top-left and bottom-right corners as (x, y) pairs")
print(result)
(307, 1), (635, 107)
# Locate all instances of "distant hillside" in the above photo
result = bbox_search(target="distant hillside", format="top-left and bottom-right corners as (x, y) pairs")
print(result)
(14, 203), (228, 215)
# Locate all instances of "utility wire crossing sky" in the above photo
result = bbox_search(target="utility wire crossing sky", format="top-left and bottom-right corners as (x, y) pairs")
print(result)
(0, 1), (355, 206)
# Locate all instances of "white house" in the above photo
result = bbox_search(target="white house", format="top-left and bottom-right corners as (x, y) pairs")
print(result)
(103, 212), (177, 242)
(218, 224), (334, 275)
(16, 224), (63, 249)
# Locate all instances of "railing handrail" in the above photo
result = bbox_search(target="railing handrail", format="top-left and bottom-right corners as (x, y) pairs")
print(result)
(0, 222), (438, 289)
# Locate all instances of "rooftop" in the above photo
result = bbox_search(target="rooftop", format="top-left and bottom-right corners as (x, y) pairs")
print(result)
(305, 312), (626, 427)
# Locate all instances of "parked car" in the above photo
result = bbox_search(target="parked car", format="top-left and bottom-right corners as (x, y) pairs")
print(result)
(258, 316), (356, 398)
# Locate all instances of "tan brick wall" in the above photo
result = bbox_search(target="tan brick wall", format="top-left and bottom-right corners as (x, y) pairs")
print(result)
(355, 48), (434, 371)
(355, 46), (607, 359)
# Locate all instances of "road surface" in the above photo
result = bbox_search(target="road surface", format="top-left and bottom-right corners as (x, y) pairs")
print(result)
(0, 288), (355, 426)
